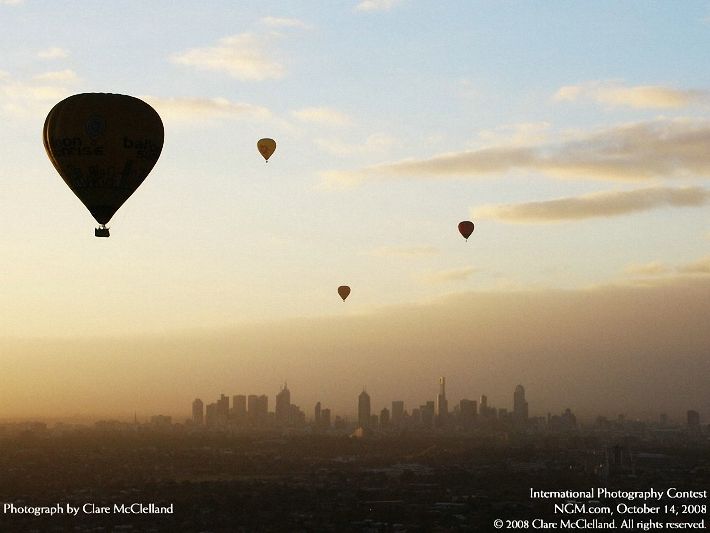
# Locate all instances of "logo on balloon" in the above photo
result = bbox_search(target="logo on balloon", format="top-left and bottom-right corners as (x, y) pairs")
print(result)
(85, 115), (106, 138)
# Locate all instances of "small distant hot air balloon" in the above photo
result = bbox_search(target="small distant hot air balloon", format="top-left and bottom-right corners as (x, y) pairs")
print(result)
(257, 138), (276, 162)
(43, 93), (164, 237)
(458, 221), (474, 241)
(338, 285), (351, 301)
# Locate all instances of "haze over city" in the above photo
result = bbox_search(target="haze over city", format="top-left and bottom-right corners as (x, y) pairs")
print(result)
(1, 2), (708, 422)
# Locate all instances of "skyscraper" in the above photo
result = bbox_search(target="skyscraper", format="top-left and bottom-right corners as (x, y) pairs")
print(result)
(513, 384), (529, 426)
(192, 398), (204, 426)
(314, 401), (321, 427)
(275, 382), (291, 427)
(391, 400), (404, 427)
(436, 377), (448, 426)
(358, 389), (371, 428)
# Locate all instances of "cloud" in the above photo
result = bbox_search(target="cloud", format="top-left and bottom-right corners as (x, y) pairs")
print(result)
(172, 33), (285, 81)
(260, 16), (311, 29)
(356, 0), (403, 12)
(364, 245), (438, 258)
(418, 266), (477, 284)
(322, 118), (710, 187)
(315, 133), (396, 156)
(624, 262), (671, 276)
(0, 0), (24, 5)
(292, 107), (351, 126)
(37, 47), (69, 59)
(474, 186), (710, 223)
(32, 69), (78, 83)
(0, 71), (76, 116)
(555, 81), (710, 109)
(679, 255), (710, 275)
(143, 96), (271, 122)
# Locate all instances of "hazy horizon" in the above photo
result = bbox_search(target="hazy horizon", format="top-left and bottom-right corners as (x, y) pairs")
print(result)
(3, 275), (707, 422)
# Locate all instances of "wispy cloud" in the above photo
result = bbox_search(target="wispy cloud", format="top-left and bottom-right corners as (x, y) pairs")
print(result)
(624, 255), (710, 278)
(555, 81), (710, 109)
(172, 33), (284, 81)
(260, 16), (311, 29)
(356, 0), (404, 12)
(364, 245), (438, 258)
(474, 186), (710, 224)
(0, 71), (76, 116)
(37, 47), (69, 59)
(315, 133), (396, 156)
(624, 261), (671, 276)
(292, 107), (351, 126)
(143, 96), (270, 122)
(322, 118), (710, 187)
(679, 255), (710, 275)
(418, 266), (476, 284)
(32, 69), (79, 83)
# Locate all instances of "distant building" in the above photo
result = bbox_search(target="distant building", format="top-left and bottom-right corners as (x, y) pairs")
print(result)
(513, 384), (529, 426)
(275, 382), (291, 427)
(391, 401), (404, 427)
(217, 394), (230, 426)
(358, 389), (371, 428)
(314, 401), (321, 427)
(380, 407), (390, 428)
(436, 377), (448, 427)
(192, 398), (204, 426)
(459, 399), (476, 426)
(480, 394), (489, 418)
(232, 395), (246, 424)
(421, 401), (435, 429)
(205, 402), (217, 427)
(320, 408), (331, 429)
(247, 395), (259, 423)
(257, 395), (268, 425)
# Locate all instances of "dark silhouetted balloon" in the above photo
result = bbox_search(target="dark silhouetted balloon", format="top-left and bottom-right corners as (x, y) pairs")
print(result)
(338, 285), (351, 301)
(257, 138), (276, 162)
(43, 93), (164, 237)
(458, 221), (474, 240)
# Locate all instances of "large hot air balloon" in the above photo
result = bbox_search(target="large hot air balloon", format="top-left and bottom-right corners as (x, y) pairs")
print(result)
(458, 221), (474, 241)
(257, 138), (276, 162)
(338, 285), (350, 301)
(43, 93), (164, 237)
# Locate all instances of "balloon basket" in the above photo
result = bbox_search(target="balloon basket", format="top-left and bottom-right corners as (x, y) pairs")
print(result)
(95, 227), (110, 238)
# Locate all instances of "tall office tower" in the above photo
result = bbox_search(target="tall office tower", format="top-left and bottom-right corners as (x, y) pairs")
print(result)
(480, 394), (488, 418)
(459, 399), (476, 426)
(247, 394), (259, 423)
(320, 408), (331, 429)
(289, 404), (305, 427)
(192, 398), (204, 425)
(687, 410), (700, 427)
(391, 401), (404, 427)
(257, 395), (269, 426)
(275, 382), (291, 426)
(215, 394), (229, 426)
(314, 401), (321, 427)
(436, 377), (448, 426)
(513, 384), (529, 426)
(380, 407), (390, 428)
(233, 395), (247, 423)
(205, 402), (217, 427)
(420, 401), (435, 429)
(358, 389), (371, 428)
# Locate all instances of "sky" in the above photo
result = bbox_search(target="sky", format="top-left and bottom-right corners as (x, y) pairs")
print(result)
(0, 1), (708, 421)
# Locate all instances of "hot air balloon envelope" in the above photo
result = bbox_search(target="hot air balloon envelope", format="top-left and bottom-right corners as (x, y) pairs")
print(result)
(458, 221), (474, 240)
(43, 93), (164, 235)
(338, 285), (351, 301)
(257, 138), (276, 162)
